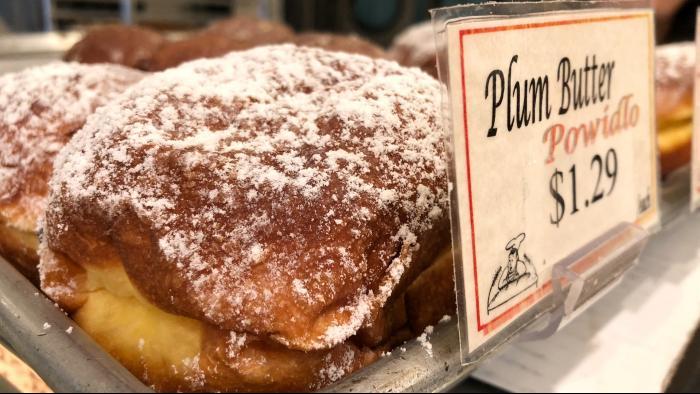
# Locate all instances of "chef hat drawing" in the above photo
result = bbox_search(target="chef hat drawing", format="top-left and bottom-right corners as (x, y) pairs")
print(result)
(506, 233), (526, 251)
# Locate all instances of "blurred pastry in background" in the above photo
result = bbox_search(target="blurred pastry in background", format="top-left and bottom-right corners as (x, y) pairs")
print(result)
(294, 32), (386, 58)
(0, 63), (143, 283)
(390, 21), (438, 79)
(204, 15), (294, 40)
(655, 41), (695, 177)
(148, 17), (294, 71)
(64, 25), (166, 71)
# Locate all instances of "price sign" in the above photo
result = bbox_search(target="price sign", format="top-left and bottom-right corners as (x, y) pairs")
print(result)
(444, 9), (658, 355)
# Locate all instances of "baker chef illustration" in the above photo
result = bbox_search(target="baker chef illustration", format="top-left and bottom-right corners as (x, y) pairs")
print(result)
(487, 233), (539, 314)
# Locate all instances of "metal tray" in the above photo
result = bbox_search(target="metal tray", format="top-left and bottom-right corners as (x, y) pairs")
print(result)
(0, 257), (150, 392)
(0, 252), (474, 393)
(324, 319), (472, 393)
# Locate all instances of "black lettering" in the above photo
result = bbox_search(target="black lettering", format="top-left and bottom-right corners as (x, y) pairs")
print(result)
(529, 76), (551, 123)
(572, 66), (583, 110)
(606, 61), (615, 99)
(485, 70), (505, 137)
(517, 76), (530, 128)
(584, 56), (591, 106)
(507, 55), (518, 131)
(598, 62), (608, 102)
(558, 57), (571, 115)
(590, 55), (598, 104)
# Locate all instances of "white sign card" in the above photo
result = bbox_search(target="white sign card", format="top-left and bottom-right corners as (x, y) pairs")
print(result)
(444, 9), (658, 355)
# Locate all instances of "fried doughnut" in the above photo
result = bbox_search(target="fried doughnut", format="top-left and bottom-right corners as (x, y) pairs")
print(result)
(390, 21), (438, 79)
(656, 42), (695, 177)
(40, 45), (448, 392)
(64, 24), (166, 70)
(355, 247), (456, 347)
(0, 63), (143, 282)
(148, 17), (294, 71)
(294, 32), (386, 59)
(405, 247), (455, 334)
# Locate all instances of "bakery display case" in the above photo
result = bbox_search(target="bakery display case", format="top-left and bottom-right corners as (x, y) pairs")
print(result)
(0, 1), (698, 393)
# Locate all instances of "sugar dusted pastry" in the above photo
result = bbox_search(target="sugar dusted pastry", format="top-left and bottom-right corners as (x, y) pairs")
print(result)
(0, 63), (143, 282)
(655, 42), (695, 176)
(40, 44), (449, 392)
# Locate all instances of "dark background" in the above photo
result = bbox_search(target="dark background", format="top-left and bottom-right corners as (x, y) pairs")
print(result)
(1, 0), (698, 45)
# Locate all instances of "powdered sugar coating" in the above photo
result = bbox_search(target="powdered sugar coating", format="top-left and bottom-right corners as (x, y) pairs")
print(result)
(655, 42), (695, 120)
(656, 41), (695, 87)
(44, 45), (448, 350)
(0, 62), (143, 231)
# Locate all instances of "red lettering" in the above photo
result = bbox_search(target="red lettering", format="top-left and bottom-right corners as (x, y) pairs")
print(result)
(542, 93), (639, 164)
(543, 123), (564, 164)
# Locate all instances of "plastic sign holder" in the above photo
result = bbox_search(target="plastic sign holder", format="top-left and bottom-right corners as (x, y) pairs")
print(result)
(432, 1), (658, 365)
(516, 222), (648, 342)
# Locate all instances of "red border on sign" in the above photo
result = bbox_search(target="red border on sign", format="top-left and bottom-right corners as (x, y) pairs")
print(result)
(458, 13), (652, 333)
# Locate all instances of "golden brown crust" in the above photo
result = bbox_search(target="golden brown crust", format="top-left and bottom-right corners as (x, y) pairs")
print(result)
(660, 138), (692, 177)
(148, 17), (294, 71)
(42, 45), (448, 356)
(658, 115), (693, 177)
(405, 247), (455, 334)
(294, 33), (386, 59)
(38, 243), (87, 311)
(197, 328), (376, 393)
(355, 294), (407, 347)
(82, 304), (377, 393)
(0, 63), (143, 279)
(64, 24), (166, 70)
(0, 222), (39, 283)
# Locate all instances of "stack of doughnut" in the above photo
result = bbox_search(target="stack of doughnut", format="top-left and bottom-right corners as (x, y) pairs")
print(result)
(31, 45), (454, 392)
(66, 17), (387, 72)
(655, 42), (695, 177)
(0, 63), (143, 283)
(0, 13), (460, 391)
